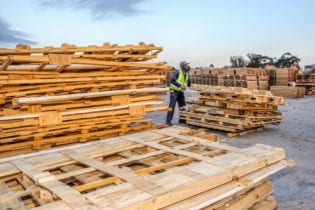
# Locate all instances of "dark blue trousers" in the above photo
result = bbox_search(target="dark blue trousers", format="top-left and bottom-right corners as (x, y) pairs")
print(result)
(166, 91), (186, 123)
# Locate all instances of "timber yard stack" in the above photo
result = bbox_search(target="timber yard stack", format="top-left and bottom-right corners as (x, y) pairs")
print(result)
(258, 75), (269, 90)
(270, 86), (305, 98)
(0, 126), (292, 210)
(275, 69), (289, 86)
(267, 67), (298, 87)
(0, 43), (171, 157)
(190, 68), (269, 90)
(295, 73), (315, 95)
(180, 86), (284, 137)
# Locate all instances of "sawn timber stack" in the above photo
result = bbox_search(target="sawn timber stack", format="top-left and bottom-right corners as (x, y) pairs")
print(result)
(0, 126), (291, 209)
(0, 43), (171, 157)
(180, 86), (284, 137)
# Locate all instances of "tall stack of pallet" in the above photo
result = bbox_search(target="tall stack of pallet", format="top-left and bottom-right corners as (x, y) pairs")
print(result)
(258, 75), (269, 90)
(0, 126), (292, 209)
(246, 74), (258, 89)
(275, 69), (289, 86)
(288, 68), (298, 82)
(180, 86), (284, 137)
(0, 43), (171, 157)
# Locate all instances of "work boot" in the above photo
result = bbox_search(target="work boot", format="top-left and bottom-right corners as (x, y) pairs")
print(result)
(166, 121), (173, 126)
(178, 119), (186, 124)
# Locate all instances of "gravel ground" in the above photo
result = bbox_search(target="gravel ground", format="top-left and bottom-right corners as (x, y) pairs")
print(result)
(148, 94), (315, 210)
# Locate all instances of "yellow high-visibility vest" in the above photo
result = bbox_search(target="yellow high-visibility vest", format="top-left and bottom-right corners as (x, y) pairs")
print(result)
(170, 69), (188, 92)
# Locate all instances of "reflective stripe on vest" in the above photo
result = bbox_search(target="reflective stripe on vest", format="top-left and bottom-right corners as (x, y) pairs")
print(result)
(170, 69), (188, 91)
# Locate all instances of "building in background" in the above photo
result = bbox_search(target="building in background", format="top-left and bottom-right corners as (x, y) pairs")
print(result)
(304, 64), (315, 73)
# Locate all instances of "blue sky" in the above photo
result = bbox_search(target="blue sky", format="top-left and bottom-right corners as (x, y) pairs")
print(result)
(0, 0), (314, 67)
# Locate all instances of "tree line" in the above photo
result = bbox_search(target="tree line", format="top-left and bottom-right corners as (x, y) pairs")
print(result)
(230, 53), (300, 68)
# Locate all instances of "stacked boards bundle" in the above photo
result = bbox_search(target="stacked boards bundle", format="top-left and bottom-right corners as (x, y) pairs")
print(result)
(0, 43), (171, 157)
(0, 126), (291, 209)
(180, 86), (284, 137)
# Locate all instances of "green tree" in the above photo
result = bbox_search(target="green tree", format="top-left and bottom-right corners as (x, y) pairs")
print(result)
(275, 52), (300, 68)
(230, 56), (248, 67)
(246, 53), (274, 68)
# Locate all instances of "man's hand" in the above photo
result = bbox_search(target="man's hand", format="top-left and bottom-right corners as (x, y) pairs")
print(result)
(181, 85), (186, 90)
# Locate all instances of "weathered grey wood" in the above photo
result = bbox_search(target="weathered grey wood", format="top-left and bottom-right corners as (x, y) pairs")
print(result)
(63, 151), (165, 194)
(0, 182), (27, 210)
(12, 160), (99, 210)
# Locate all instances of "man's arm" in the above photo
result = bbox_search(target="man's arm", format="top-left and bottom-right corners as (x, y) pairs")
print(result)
(170, 69), (182, 88)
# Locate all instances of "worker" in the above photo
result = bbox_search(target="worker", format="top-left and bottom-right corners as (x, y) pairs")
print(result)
(166, 61), (191, 125)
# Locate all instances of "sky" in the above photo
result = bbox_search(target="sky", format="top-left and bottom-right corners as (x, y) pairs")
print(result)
(0, 0), (314, 67)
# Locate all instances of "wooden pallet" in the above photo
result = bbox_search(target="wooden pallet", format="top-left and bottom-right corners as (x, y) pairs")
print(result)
(0, 42), (163, 64)
(0, 126), (290, 209)
(180, 86), (284, 137)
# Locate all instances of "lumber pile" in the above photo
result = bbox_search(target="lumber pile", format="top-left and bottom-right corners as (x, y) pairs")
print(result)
(190, 68), (269, 90)
(0, 43), (171, 157)
(270, 86), (305, 98)
(295, 73), (315, 95)
(266, 67), (297, 87)
(258, 75), (269, 90)
(288, 68), (298, 82)
(179, 86), (284, 137)
(275, 69), (289, 86)
(0, 126), (291, 209)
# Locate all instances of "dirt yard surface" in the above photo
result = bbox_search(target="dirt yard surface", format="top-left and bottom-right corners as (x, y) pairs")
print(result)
(148, 94), (315, 210)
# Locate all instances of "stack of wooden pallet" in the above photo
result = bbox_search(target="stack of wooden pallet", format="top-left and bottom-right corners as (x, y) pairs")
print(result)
(270, 86), (305, 98)
(295, 73), (315, 95)
(0, 43), (171, 157)
(275, 69), (289, 86)
(245, 74), (258, 89)
(180, 86), (284, 137)
(190, 68), (268, 90)
(258, 75), (269, 90)
(0, 126), (292, 209)
(288, 68), (298, 82)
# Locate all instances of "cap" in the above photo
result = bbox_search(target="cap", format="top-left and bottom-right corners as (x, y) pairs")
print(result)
(180, 61), (190, 67)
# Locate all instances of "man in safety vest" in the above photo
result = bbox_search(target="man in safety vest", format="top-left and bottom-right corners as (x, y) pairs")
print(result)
(166, 61), (191, 125)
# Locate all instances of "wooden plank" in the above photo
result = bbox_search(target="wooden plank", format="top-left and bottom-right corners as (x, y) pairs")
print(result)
(16, 88), (167, 104)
